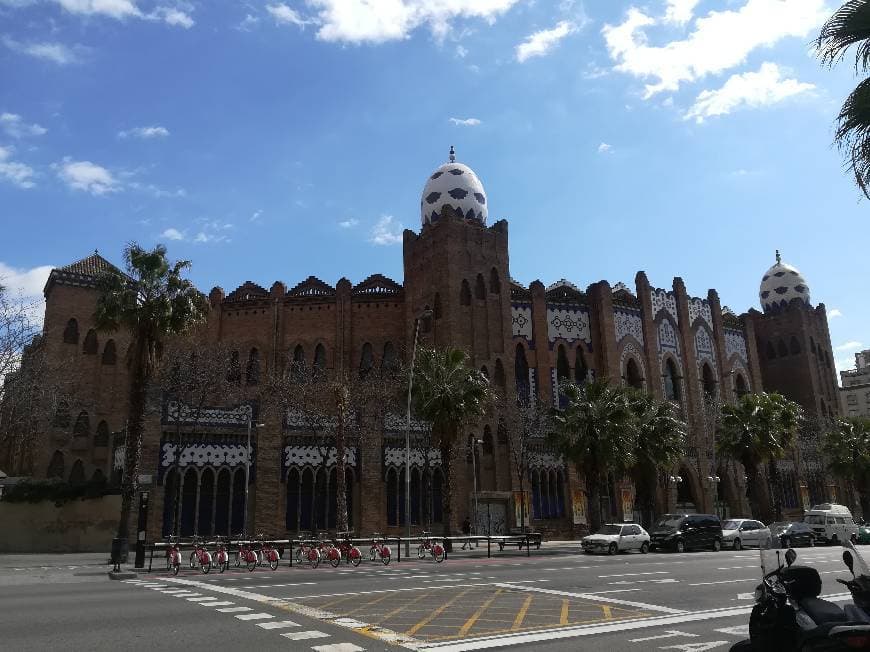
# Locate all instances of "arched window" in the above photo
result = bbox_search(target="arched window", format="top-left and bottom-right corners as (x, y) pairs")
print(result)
(575, 348), (588, 384)
(286, 468), (300, 532)
(482, 426), (494, 455)
(299, 468), (314, 532)
(480, 365), (489, 379)
(664, 359), (681, 403)
(460, 279), (471, 306)
(95, 420), (109, 447)
(626, 358), (643, 389)
(162, 468), (179, 537)
(434, 293), (443, 319)
(494, 358), (506, 389)
(102, 339), (117, 365)
(360, 342), (374, 378)
(83, 329), (98, 355)
(735, 373), (748, 397)
(293, 344), (305, 364)
(314, 344), (326, 372)
(766, 341), (777, 360)
(489, 268), (501, 294)
(386, 468), (398, 526)
(777, 339), (788, 357)
(789, 336), (801, 355)
(245, 348), (260, 385)
(315, 468), (328, 530)
(92, 468), (105, 483)
(431, 468), (444, 524)
(382, 342), (397, 371)
(227, 351), (241, 384)
(180, 468), (198, 536)
(198, 468), (215, 536)
(530, 470), (542, 519)
(47, 450), (64, 479)
(701, 363), (717, 400)
(556, 345), (570, 383)
(53, 400), (70, 428)
(69, 459), (85, 485)
(215, 468), (232, 535)
(63, 318), (79, 344)
(230, 469), (246, 534)
(475, 274), (486, 300)
(515, 344), (530, 402)
(73, 411), (90, 440)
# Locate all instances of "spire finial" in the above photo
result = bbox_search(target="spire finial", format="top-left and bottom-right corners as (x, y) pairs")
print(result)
(775, 249), (781, 264)
(449, 145), (455, 163)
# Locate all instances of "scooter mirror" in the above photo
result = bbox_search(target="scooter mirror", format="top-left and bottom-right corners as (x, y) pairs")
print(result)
(785, 548), (797, 567)
(843, 550), (855, 577)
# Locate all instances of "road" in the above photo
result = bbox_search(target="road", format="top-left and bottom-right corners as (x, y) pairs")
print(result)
(0, 543), (857, 651)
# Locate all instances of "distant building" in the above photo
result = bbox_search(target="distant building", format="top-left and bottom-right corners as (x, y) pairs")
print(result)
(840, 350), (870, 419)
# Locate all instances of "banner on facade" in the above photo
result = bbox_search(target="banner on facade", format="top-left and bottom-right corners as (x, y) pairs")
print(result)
(571, 489), (587, 525)
(513, 491), (531, 529)
(621, 488), (634, 523)
(799, 483), (810, 511)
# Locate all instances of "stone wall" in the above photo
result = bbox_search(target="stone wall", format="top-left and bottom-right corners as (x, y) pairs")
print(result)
(0, 495), (120, 553)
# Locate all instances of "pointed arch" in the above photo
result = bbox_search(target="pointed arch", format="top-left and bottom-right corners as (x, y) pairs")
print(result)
(515, 343), (530, 402)
(777, 339), (788, 357)
(480, 365), (489, 379)
(95, 420), (109, 447)
(489, 267), (501, 294)
(227, 350), (241, 384)
(198, 467), (215, 536)
(382, 341), (397, 371)
(214, 469), (231, 535)
(83, 329), (98, 355)
(102, 339), (117, 365)
(626, 358), (643, 389)
(574, 347), (588, 384)
(47, 450), (64, 479)
(482, 425), (494, 455)
(162, 467), (179, 537)
(789, 336), (801, 355)
(663, 358), (682, 403)
(300, 468), (314, 532)
(73, 411), (90, 440)
(286, 468), (301, 532)
(360, 342), (374, 378)
(230, 469), (246, 534)
(180, 468), (198, 536)
(460, 279), (471, 306)
(69, 459), (85, 485)
(245, 347), (260, 385)
(701, 363), (717, 400)
(293, 344), (305, 364)
(735, 372), (749, 397)
(91, 468), (105, 483)
(493, 358), (506, 389)
(53, 400), (70, 428)
(386, 467), (398, 526)
(766, 341), (777, 360)
(475, 274), (486, 300)
(314, 344), (327, 372)
(63, 318), (79, 344)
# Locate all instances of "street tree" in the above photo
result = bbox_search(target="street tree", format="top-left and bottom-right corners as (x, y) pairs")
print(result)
(717, 392), (803, 522)
(95, 243), (208, 550)
(550, 379), (635, 532)
(823, 417), (870, 517)
(817, 1), (870, 198)
(410, 347), (490, 540)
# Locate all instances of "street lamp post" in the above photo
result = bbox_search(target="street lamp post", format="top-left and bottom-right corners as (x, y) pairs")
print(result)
(406, 308), (433, 556)
(244, 410), (265, 537)
(470, 438), (483, 535)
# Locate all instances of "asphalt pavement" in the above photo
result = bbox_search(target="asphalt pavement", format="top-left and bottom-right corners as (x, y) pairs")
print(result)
(0, 542), (858, 651)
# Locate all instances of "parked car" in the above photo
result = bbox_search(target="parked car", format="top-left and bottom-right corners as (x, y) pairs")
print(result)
(581, 523), (650, 555)
(803, 503), (859, 545)
(856, 523), (870, 545)
(769, 521), (816, 548)
(721, 519), (771, 550)
(649, 513), (723, 553)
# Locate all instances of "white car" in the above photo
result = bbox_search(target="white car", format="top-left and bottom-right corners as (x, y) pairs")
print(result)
(721, 518), (771, 550)
(581, 523), (650, 555)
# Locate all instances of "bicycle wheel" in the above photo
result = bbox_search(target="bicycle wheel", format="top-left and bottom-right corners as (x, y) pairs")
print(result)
(369, 547), (376, 562)
(201, 559), (211, 574)
(234, 551), (241, 568)
(328, 552), (340, 568)
(349, 547), (361, 567)
(309, 549), (320, 570)
(171, 560), (180, 576)
(433, 545), (445, 563)
(269, 552), (278, 571)
(381, 548), (391, 566)
(417, 545), (425, 559)
(218, 558), (227, 573)
(246, 555), (257, 572)
(189, 552), (197, 569)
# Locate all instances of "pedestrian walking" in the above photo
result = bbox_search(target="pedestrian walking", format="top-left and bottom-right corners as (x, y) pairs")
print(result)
(461, 516), (472, 550)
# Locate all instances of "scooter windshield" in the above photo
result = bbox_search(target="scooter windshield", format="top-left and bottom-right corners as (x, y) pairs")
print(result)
(846, 540), (870, 578)
(759, 535), (789, 576)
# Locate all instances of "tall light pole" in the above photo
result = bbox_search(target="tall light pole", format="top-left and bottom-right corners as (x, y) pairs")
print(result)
(470, 437), (483, 534)
(406, 308), (433, 556)
(244, 409), (265, 537)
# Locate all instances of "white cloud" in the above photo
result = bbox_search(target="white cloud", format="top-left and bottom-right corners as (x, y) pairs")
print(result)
(0, 145), (36, 189)
(456, 44), (468, 58)
(118, 125), (169, 139)
(449, 117), (481, 126)
(0, 112), (47, 138)
(161, 227), (184, 241)
(0, 261), (53, 297)
(238, 13), (259, 31)
(127, 181), (185, 198)
(309, 0), (519, 44)
(835, 341), (864, 353)
(597, 142), (612, 154)
(55, 157), (119, 195)
(665, 0), (700, 25)
(250, 209), (263, 222)
(369, 215), (403, 246)
(686, 62), (814, 122)
(152, 6), (194, 28)
(1, 36), (81, 64)
(266, 3), (309, 27)
(828, 308), (843, 319)
(339, 218), (359, 228)
(516, 20), (576, 63)
(603, 0), (829, 97)
(193, 231), (230, 244)
(54, 0), (141, 19)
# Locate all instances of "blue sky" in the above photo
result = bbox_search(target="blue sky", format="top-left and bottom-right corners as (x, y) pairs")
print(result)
(0, 0), (866, 376)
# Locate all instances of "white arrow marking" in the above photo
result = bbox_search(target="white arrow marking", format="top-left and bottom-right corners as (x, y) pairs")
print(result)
(630, 630), (699, 642)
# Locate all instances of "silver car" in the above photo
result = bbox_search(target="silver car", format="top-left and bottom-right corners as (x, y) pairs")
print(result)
(721, 518), (771, 550)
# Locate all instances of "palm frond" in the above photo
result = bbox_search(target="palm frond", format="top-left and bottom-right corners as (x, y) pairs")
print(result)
(817, 0), (870, 71)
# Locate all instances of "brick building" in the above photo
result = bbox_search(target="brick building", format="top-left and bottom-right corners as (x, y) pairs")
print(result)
(7, 150), (845, 541)
(840, 350), (870, 419)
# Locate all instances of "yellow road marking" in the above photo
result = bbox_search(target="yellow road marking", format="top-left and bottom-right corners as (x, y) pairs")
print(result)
(601, 605), (612, 620)
(458, 589), (504, 637)
(511, 595), (533, 631)
(560, 599), (569, 625)
(317, 594), (358, 610)
(407, 588), (474, 636)
(379, 591), (432, 623)
(346, 590), (395, 615)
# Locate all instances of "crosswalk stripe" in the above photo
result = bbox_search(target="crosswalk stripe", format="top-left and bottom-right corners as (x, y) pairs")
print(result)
(281, 631), (329, 641)
(256, 621), (300, 630)
(217, 607), (252, 613)
(312, 644), (365, 652)
(172, 593), (201, 598)
(187, 597), (218, 602)
(235, 613), (273, 621)
(200, 601), (234, 607)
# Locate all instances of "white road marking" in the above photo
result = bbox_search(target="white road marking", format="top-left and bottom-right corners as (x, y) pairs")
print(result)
(257, 620), (300, 630)
(629, 630), (699, 642)
(281, 630), (329, 641)
(610, 579), (678, 585)
(283, 579), (552, 601)
(599, 572), (669, 578)
(660, 642), (728, 651)
(241, 582), (318, 589)
(200, 601), (234, 606)
(187, 597), (219, 602)
(716, 566), (756, 571)
(217, 607), (253, 613)
(715, 625), (749, 636)
(492, 583), (686, 614)
(235, 613), (274, 621)
(312, 644), (365, 652)
(171, 592), (202, 597)
(736, 593), (755, 600)
(688, 579), (754, 586)
(583, 589), (643, 595)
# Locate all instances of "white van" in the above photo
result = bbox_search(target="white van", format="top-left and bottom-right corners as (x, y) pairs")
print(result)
(803, 503), (858, 545)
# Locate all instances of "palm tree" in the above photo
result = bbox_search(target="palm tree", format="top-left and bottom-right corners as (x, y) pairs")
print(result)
(95, 243), (208, 553)
(550, 380), (635, 532)
(627, 390), (686, 528)
(411, 347), (490, 540)
(823, 417), (870, 517)
(817, 1), (870, 198)
(717, 392), (802, 522)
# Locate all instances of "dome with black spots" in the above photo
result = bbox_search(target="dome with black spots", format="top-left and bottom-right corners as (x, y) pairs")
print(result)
(759, 252), (811, 313)
(421, 152), (488, 226)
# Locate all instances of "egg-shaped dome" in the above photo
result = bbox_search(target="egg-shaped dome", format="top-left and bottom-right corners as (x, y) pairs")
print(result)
(759, 251), (811, 313)
(421, 147), (487, 226)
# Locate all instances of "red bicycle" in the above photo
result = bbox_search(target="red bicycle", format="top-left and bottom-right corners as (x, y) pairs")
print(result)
(417, 531), (445, 563)
(256, 534), (280, 571)
(213, 536), (229, 573)
(336, 531), (362, 567)
(189, 536), (213, 574)
(317, 532), (342, 568)
(295, 536), (321, 569)
(234, 535), (259, 572)
(165, 535), (181, 575)
(369, 533), (391, 565)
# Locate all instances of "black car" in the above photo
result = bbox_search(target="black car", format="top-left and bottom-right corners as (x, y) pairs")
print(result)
(649, 513), (724, 553)
(769, 521), (815, 548)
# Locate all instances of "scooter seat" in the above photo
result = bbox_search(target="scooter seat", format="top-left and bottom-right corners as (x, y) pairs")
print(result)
(800, 597), (848, 625)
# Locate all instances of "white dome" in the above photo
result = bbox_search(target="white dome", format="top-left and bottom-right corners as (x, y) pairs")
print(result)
(759, 251), (811, 313)
(421, 148), (487, 226)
